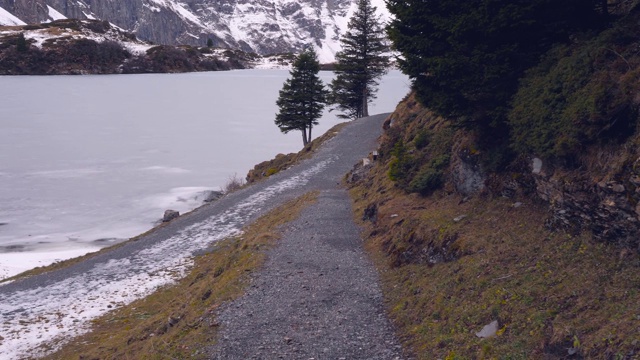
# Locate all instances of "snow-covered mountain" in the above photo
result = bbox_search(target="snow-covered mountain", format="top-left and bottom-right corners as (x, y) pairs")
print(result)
(0, 0), (390, 63)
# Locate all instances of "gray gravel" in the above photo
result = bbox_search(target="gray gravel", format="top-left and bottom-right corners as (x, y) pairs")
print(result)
(208, 189), (403, 360)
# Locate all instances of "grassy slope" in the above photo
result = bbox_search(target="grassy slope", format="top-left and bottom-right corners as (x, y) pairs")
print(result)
(348, 97), (640, 359)
(246, 122), (348, 183)
(41, 192), (318, 360)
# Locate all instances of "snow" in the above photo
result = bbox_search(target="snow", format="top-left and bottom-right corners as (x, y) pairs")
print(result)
(0, 247), (100, 282)
(148, 0), (206, 27)
(122, 41), (153, 55)
(46, 5), (67, 21)
(252, 57), (291, 70)
(23, 29), (56, 48)
(0, 6), (26, 26)
(82, 11), (96, 20)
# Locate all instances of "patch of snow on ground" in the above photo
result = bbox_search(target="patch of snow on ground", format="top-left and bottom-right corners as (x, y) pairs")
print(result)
(0, 248), (100, 283)
(0, 6), (26, 26)
(82, 11), (96, 20)
(0, 159), (332, 359)
(123, 42), (154, 55)
(23, 29), (66, 48)
(46, 5), (67, 21)
(252, 57), (291, 70)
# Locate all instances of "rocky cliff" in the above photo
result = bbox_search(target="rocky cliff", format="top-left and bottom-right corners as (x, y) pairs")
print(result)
(0, 0), (388, 62)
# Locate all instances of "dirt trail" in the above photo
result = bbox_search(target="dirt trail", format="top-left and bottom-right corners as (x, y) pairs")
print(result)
(209, 189), (404, 359)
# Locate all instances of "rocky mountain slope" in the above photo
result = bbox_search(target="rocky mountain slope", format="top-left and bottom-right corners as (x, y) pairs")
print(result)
(0, 0), (390, 62)
(0, 19), (279, 74)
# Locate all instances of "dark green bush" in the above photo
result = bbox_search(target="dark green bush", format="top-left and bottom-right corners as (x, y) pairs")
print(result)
(86, 20), (111, 34)
(509, 18), (640, 159)
(413, 130), (429, 149)
(408, 167), (443, 195)
(388, 140), (413, 182)
(407, 154), (450, 195)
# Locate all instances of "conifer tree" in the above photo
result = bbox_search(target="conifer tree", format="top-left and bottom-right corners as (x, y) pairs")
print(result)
(387, 0), (603, 128)
(331, 0), (390, 119)
(275, 48), (328, 146)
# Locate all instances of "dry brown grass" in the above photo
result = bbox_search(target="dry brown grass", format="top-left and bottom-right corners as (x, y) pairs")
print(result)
(222, 173), (246, 193)
(40, 191), (318, 360)
(246, 122), (348, 183)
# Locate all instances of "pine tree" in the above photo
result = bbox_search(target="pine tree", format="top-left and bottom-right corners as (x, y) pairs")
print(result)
(275, 48), (328, 146)
(387, 0), (604, 128)
(331, 0), (390, 119)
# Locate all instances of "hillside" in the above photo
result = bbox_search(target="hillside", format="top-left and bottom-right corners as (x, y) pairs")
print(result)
(343, 4), (640, 358)
(0, 19), (294, 74)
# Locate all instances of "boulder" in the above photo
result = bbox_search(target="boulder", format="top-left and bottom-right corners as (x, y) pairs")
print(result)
(475, 320), (499, 338)
(452, 148), (486, 196)
(162, 209), (179, 222)
(203, 190), (224, 203)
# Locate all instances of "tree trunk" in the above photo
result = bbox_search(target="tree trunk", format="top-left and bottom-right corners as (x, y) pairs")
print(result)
(301, 128), (308, 146)
(308, 124), (313, 144)
(362, 88), (369, 117)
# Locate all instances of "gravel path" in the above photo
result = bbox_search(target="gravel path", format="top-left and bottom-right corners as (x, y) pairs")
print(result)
(209, 189), (403, 360)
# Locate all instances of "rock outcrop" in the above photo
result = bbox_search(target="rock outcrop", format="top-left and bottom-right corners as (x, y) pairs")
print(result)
(162, 209), (179, 222)
(532, 157), (640, 251)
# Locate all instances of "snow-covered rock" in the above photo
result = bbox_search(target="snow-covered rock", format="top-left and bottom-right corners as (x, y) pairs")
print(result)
(0, 5), (26, 26)
(0, 0), (390, 63)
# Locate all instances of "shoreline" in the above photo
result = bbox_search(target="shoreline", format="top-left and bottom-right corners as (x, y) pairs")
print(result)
(0, 187), (223, 281)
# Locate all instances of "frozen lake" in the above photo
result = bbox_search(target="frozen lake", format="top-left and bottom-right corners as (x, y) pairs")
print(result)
(0, 69), (409, 278)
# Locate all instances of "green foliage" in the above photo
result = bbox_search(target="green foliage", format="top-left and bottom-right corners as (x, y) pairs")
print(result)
(387, 0), (604, 128)
(413, 130), (429, 150)
(509, 18), (640, 159)
(388, 140), (412, 181)
(409, 167), (442, 196)
(266, 168), (279, 176)
(330, 0), (390, 119)
(381, 103), (455, 196)
(408, 154), (450, 195)
(275, 48), (329, 146)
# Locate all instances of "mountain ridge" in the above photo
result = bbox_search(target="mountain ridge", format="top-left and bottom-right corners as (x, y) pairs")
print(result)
(0, 0), (391, 62)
